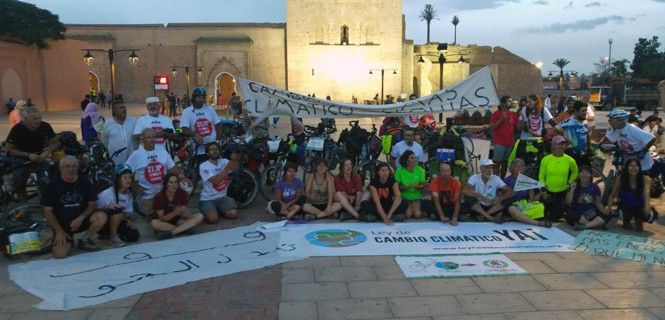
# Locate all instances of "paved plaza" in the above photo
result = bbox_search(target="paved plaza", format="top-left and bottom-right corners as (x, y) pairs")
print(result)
(0, 105), (664, 320)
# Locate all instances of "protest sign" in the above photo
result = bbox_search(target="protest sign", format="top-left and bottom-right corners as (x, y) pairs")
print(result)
(513, 174), (546, 192)
(571, 230), (665, 266)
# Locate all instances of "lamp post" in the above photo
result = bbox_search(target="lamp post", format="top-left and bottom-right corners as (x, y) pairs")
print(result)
(82, 48), (139, 102)
(369, 68), (397, 104)
(547, 69), (578, 99)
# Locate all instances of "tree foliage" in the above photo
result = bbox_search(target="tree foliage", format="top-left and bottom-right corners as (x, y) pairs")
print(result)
(451, 15), (460, 44)
(630, 36), (665, 82)
(419, 4), (439, 43)
(553, 58), (570, 70)
(0, 0), (66, 49)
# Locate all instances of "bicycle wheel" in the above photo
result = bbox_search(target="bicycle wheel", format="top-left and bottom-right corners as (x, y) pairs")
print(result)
(259, 163), (284, 202)
(523, 165), (540, 180)
(227, 168), (258, 208)
(602, 169), (615, 205)
(1, 204), (53, 255)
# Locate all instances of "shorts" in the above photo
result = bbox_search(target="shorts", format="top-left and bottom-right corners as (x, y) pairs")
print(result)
(421, 200), (455, 219)
(492, 144), (513, 162)
(309, 203), (328, 212)
(199, 196), (237, 215)
(137, 197), (154, 217)
(57, 214), (92, 236)
(464, 195), (512, 216)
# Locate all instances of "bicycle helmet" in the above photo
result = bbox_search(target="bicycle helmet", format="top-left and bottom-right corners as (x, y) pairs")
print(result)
(607, 109), (629, 122)
(115, 164), (132, 176)
(191, 86), (206, 98)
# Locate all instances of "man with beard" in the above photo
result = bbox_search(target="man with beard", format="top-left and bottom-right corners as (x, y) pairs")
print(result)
(102, 101), (136, 164)
(133, 97), (175, 149)
(556, 100), (590, 161)
(198, 142), (240, 223)
(180, 87), (223, 163)
(390, 128), (426, 168)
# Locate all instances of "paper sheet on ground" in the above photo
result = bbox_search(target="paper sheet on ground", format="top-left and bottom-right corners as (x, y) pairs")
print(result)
(278, 222), (575, 257)
(571, 230), (665, 266)
(396, 254), (526, 278)
(9, 223), (303, 311)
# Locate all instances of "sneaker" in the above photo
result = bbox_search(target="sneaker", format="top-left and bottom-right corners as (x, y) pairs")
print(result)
(266, 201), (276, 215)
(359, 213), (374, 222)
(77, 238), (101, 251)
(183, 228), (197, 235)
(428, 213), (438, 221)
(647, 209), (659, 224)
(155, 231), (173, 240)
(338, 211), (353, 221)
(573, 222), (587, 230)
(109, 235), (126, 248)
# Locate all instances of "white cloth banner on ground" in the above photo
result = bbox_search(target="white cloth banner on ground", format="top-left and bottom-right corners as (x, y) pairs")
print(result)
(238, 66), (499, 119)
(396, 254), (527, 278)
(571, 230), (665, 266)
(278, 222), (575, 257)
(513, 174), (546, 192)
(9, 223), (302, 311)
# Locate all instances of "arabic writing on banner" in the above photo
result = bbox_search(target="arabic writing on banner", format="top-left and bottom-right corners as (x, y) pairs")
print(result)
(238, 66), (500, 118)
(571, 230), (665, 266)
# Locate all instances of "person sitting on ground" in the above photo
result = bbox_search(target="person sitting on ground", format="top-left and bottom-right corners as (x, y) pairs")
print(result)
(267, 163), (307, 219)
(81, 102), (105, 144)
(503, 158), (552, 227)
(463, 158), (515, 222)
(334, 158), (364, 220)
(198, 142), (240, 224)
(96, 164), (140, 247)
(150, 172), (204, 239)
(42, 156), (108, 258)
(607, 158), (652, 232)
(422, 162), (461, 225)
(359, 162), (407, 224)
(302, 159), (341, 219)
(395, 150), (426, 219)
(539, 135), (579, 222)
(566, 165), (609, 230)
(390, 128), (426, 168)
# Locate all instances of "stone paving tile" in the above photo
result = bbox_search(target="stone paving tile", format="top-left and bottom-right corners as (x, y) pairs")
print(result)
(86, 307), (133, 320)
(609, 261), (665, 272)
(647, 307), (665, 320)
(374, 264), (407, 280)
(541, 258), (612, 273)
(555, 252), (599, 260)
(652, 288), (665, 300)
(283, 256), (341, 269)
(533, 273), (609, 290)
(432, 315), (507, 320)
(348, 280), (417, 298)
(591, 272), (665, 289)
(281, 282), (349, 301)
(388, 296), (463, 317)
(455, 293), (535, 314)
(282, 267), (315, 283)
(505, 253), (563, 261)
(315, 266), (377, 282)
(514, 260), (556, 274)
(520, 290), (605, 311)
(585, 289), (665, 308)
(0, 293), (42, 313)
(473, 275), (546, 293)
(318, 298), (393, 320)
(7, 310), (93, 320)
(83, 294), (141, 309)
(0, 313), (13, 320)
(576, 308), (660, 320)
(278, 301), (317, 320)
(410, 278), (482, 296)
(0, 282), (20, 295)
(505, 310), (584, 320)
(340, 256), (395, 266)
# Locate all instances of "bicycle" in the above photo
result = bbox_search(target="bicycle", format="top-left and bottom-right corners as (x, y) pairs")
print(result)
(82, 142), (126, 193)
(352, 123), (382, 186)
(0, 203), (52, 257)
(302, 121), (341, 176)
(259, 137), (290, 202)
(219, 137), (260, 209)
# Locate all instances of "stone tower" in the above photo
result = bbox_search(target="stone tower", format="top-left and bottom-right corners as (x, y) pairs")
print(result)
(286, 0), (405, 102)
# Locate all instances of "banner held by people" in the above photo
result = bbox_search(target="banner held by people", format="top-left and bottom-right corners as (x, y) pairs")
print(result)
(238, 66), (499, 120)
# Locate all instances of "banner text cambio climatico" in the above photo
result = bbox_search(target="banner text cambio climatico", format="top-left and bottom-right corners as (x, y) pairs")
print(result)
(238, 66), (500, 119)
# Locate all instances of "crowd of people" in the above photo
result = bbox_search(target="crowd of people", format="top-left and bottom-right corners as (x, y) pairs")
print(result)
(2, 89), (662, 259)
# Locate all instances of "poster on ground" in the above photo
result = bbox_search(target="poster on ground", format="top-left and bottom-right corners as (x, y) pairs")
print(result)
(571, 230), (665, 266)
(395, 253), (527, 278)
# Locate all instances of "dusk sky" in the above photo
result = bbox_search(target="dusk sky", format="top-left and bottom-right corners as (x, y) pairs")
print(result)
(24, 0), (665, 75)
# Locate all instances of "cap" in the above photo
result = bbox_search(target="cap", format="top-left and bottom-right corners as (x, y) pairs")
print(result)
(145, 96), (160, 104)
(115, 164), (132, 176)
(552, 135), (567, 144)
(479, 159), (494, 167)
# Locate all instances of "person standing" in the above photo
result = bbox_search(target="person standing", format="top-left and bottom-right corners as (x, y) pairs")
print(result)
(80, 102), (105, 144)
(102, 101), (137, 164)
(555, 100), (590, 161)
(488, 96), (518, 177)
(603, 109), (656, 172)
(180, 87), (223, 162)
(133, 97), (175, 150)
(518, 94), (556, 139)
(539, 135), (579, 221)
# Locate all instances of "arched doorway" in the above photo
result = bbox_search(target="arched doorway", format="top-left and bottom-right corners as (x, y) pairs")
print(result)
(214, 72), (236, 109)
(88, 71), (100, 97)
(1, 68), (23, 102)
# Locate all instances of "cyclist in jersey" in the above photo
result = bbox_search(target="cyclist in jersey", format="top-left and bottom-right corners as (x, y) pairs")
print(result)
(555, 100), (590, 162)
(180, 87), (224, 163)
(602, 109), (656, 172)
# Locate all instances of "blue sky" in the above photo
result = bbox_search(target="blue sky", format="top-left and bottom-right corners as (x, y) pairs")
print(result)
(25, 0), (665, 74)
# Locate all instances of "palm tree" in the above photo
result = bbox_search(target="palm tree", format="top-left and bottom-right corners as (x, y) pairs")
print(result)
(553, 58), (570, 94)
(451, 15), (460, 45)
(419, 4), (439, 44)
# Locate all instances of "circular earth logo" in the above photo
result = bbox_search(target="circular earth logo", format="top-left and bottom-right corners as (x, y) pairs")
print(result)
(483, 259), (509, 269)
(435, 261), (460, 270)
(305, 229), (367, 248)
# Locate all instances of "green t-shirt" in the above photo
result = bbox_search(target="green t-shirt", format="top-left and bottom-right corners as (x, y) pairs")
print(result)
(538, 154), (578, 193)
(395, 165), (426, 200)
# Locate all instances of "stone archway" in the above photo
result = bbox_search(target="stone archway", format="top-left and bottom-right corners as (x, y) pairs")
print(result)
(203, 57), (244, 102)
(214, 72), (236, 108)
(1, 68), (23, 102)
(88, 71), (100, 97)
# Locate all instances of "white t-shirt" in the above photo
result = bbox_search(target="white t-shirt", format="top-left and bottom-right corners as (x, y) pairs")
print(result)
(133, 114), (174, 147)
(199, 158), (230, 201)
(180, 105), (220, 155)
(605, 123), (655, 170)
(519, 107), (554, 139)
(585, 104), (596, 129)
(390, 140), (426, 166)
(544, 97), (552, 111)
(467, 173), (507, 206)
(97, 186), (135, 215)
(125, 145), (175, 199)
(102, 116), (136, 165)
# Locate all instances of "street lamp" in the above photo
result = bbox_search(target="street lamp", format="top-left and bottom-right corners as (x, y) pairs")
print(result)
(171, 66), (202, 102)
(547, 69), (578, 99)
(369, 68), (397, 104)
(81, 48), (140, 102)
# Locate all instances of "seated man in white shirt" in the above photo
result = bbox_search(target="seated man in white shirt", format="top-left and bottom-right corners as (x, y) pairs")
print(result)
(390, 128), (426, 168)
(463, 159), (515, 222)
(198, 142), (240, 223)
